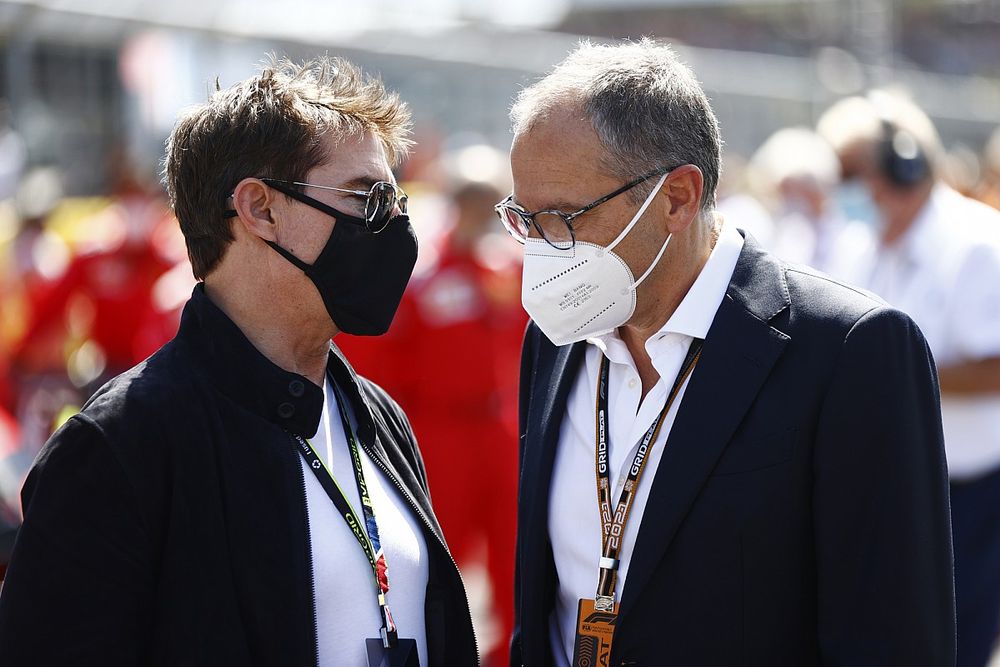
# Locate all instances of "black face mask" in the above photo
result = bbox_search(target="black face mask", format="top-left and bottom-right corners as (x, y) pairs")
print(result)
(259, 180), (418, 336)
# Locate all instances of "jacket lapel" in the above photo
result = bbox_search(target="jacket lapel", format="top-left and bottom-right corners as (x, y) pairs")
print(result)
(619, 234), (791, 616)
(519, 337), (587, 652)
(522, 340), (588, 532)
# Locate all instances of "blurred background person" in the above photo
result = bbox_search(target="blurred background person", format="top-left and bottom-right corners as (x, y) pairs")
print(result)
(943, 142), (986, 200)
(339, 143), (525, 666)
(715, 151), (775, 247)
(9, 152), (180, 387)
(1, 167), (71, 361)
(0, 158), (189, 582)
(0, 166), (74, 562)
(819, 90), (1000, 667)
(5, 155), (183, 462)
(974, 126), (1000, 210)
(746, 126), (875, 281)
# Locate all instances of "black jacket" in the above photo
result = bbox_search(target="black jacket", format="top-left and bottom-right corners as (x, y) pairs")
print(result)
(512, 233), (955, 666)
(0, 284), (479, 666)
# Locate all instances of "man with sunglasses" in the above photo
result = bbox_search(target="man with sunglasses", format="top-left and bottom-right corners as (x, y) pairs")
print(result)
(0, 57), (478, 666)
(503, 40), (954, 666)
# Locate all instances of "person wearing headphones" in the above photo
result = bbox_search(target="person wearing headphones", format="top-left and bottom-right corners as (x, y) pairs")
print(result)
(820, 92), (1000, 667)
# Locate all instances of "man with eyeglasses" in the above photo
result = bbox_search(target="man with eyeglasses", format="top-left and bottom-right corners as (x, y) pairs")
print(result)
(0, 57), (478, 667)
(502, 39), (955, 667)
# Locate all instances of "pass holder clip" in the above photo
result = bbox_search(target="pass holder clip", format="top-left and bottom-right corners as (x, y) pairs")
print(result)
(380, 602), (399, 648)
(370, 599), (416, 667)
(380, 626), (397, 649)
(594, 593), (616, 613)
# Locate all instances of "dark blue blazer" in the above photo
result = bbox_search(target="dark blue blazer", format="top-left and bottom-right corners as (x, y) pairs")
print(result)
(512, 234), (955, 667)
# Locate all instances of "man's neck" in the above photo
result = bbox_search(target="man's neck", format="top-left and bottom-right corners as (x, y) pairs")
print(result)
(203, 280), (334, 387)
(619, 216), (720, 400)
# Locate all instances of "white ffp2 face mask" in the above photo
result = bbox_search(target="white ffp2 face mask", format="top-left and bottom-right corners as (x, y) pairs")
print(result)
(521, 173), (671, 346)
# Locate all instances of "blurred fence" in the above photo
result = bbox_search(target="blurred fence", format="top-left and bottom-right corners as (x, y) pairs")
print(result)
(0, 0), (998, 197)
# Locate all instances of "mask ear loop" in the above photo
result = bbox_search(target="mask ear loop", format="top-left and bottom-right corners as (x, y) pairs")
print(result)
(632, 232), (672, 289)
(601, 171), (672, 291)
(606, 171), (670, 253)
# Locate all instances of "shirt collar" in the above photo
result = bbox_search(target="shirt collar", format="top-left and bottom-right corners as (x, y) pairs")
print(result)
(588, 219), (745, 364)
(176, 283), (373, 441)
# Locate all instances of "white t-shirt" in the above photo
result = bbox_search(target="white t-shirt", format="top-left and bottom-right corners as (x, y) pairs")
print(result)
(301, 377), (429, 667)
(860, 185), (1000, 479)
(547, 222), (745, 666)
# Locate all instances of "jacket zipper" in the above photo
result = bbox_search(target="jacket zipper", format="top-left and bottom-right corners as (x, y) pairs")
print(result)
(357, 438), (482, 665)
(292, 441), (322, 667)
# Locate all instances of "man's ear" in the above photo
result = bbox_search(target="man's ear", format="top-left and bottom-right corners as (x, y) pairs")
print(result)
(661, 164), (705, 235)
(232, 178), (280, 242)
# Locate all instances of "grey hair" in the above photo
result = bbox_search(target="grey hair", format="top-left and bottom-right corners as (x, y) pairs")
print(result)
(511, 38), (722, 210)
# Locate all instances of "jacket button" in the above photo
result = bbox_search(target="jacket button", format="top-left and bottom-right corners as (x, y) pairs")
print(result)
(288, 380), (305, 397)
(277, 402), (295, 419)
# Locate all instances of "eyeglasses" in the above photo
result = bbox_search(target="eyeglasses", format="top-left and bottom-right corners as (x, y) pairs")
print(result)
(494, 167), (674, 250)
(261, 177), (408, 233)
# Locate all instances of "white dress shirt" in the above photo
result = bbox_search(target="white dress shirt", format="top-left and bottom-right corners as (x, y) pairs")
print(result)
(302, 377), (429, 667)
(547, 221), (745, 666)
(861, 185), (1000, 480)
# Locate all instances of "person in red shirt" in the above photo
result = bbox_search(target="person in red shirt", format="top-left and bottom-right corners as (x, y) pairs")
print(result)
(10, 166), (181, 383)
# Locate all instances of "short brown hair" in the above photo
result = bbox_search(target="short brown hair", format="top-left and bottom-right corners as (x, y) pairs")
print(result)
(163, 55), (412, 279)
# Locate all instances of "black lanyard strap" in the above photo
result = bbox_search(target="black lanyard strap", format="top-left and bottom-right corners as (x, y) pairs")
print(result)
(592, 338), (704, 609)
(292, 380), (399, 647)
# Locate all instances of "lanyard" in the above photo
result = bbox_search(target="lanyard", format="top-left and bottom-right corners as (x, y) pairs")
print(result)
(292, 381), (400, 648)
(592, 339), (703, 611)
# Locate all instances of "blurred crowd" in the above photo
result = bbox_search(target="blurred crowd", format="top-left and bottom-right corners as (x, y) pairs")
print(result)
(0, 139), (196, 568)
(1, 88), (1000, 663)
